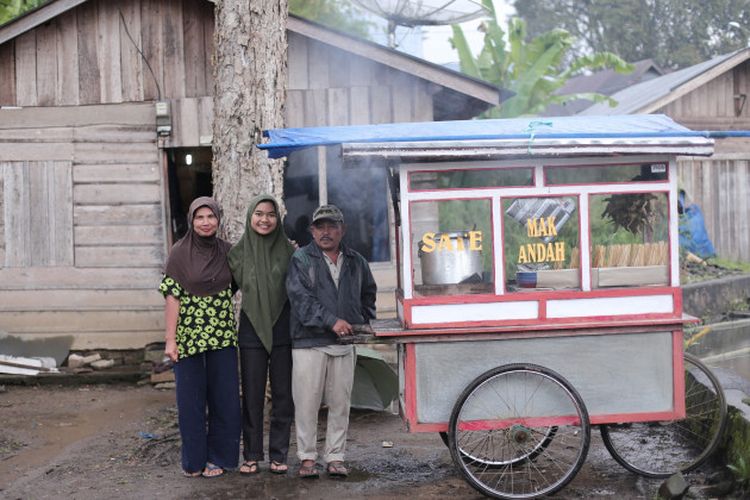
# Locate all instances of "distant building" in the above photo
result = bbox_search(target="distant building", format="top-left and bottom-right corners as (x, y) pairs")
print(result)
(541, 59), (664, 117)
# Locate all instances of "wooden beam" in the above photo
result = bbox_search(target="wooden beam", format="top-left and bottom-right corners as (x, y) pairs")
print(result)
(5, 330), (164, 350)
(0, 289), (163, 312)
(0, 102), (154, 129)
(0, 266), (162, 290)
(0, 0), (90, 46)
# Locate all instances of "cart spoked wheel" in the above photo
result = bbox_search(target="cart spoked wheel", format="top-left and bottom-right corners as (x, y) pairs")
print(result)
(600, 353), (727, 478)
(448, 363), (590, 499)
(440, 426), (558, 466)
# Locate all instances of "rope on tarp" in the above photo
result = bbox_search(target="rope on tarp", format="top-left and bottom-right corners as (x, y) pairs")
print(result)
(525, 120), (553, 154)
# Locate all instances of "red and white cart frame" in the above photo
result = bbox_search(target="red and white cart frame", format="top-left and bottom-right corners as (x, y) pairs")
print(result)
(262, 115), (727, 498)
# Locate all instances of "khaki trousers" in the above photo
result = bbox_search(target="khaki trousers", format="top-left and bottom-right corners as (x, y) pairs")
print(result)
(292, 347), (356, 463)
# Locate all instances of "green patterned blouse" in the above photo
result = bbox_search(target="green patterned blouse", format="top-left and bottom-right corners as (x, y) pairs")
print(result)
(159, 276), (237, 359)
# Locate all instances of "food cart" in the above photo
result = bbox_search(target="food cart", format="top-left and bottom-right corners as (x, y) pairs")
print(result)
(261, 114), (727, 499)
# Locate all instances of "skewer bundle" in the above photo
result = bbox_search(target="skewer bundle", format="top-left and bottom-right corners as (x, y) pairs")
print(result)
(592, 242), (668, 267)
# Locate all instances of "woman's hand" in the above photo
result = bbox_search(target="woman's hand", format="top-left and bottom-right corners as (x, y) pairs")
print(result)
(165, 339), (179, 363)
(164, 295), (180, 362)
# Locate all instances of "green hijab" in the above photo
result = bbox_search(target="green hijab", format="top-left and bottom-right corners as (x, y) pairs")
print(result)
(228, 194), (295, 352)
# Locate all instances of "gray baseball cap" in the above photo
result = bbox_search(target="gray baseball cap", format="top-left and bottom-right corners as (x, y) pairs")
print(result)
(311, 204), (344, 224)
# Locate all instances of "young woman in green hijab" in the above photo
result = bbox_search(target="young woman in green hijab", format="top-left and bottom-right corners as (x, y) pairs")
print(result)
(228, 194), (295, 474)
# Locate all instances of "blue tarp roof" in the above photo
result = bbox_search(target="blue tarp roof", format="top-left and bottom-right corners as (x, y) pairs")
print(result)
(259, 114), (716, 159)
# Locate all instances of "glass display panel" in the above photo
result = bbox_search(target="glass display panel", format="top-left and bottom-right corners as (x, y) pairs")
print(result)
(590, 192), (670, 288)
(545, 163), (668, 185)
(409, 168), (533, 191)
(410, 199), (493, 296)
(502, 197), (580, 292)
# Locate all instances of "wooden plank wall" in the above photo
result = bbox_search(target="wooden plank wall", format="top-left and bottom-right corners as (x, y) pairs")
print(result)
(0, 172), (4, 265)
(1, 161), (73, 267)
(678, 155), (750, 262)
(285, 34), (434, 128)
(0, 102), (165, 348)
(663, 61), (750, 130)
(0, 0), (215, 107)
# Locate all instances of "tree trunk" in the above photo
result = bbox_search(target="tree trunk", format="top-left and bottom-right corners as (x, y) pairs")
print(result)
(212, 0), (288, 242)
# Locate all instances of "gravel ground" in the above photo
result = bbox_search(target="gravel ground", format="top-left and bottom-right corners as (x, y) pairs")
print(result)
(0, 384), (740, 499)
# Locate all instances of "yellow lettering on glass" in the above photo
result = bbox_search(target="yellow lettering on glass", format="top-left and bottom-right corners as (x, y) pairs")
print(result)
(518, 216), (566, 264)
(419, 231), (483, 253)
(517, 242), (566, 264)
(469, 231), (482, 251)
(421, 232), (437, 253)
(437, 233), (452, 251)
(526, 216), (557, 237)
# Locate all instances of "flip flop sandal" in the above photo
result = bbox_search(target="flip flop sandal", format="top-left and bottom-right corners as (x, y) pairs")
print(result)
(270, 461), (288, 474)
(326, 461), (349, 478)
(182, 470), (202, 478)
(239, 461), (259, 475)
(298, 462), (319, 479)
(202, 463), (225, 478)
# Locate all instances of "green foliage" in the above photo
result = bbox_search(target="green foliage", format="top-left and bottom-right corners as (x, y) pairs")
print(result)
(450, 0), (632, 118)
(0, 0), (48, 26)
(289, 0), (373, 39)
(711, 257), (750, 273)
(729, 456), (750, 492)
(514, 0), (750, 70)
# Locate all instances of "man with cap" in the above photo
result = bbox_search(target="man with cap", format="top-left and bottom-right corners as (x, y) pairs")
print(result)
(285, 204), (377, 479)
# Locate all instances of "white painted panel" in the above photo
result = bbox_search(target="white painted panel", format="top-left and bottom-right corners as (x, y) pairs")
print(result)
(411, 300), (538, 325)
(547, 294), (674, 318)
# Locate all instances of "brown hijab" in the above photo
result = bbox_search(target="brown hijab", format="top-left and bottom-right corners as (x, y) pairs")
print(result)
(164, 196), (232, 296)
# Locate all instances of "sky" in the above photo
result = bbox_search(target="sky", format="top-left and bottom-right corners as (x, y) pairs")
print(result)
(364, 1), (513, 65)
(420, 1), (514, 64)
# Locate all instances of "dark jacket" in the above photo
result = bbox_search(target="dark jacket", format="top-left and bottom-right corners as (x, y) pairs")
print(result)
(286, 242), (377, 348)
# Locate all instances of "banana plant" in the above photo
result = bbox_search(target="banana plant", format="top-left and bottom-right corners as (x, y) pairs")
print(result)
(0, 0), (47, 26)
(451, 0), (633, 118)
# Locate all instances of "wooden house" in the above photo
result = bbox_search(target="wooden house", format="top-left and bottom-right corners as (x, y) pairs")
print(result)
(0, 0), (502, 349)
(582, 49), (750, 262)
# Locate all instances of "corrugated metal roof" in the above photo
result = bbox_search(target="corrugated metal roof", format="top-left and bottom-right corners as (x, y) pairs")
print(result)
(581, 50), (747, 115)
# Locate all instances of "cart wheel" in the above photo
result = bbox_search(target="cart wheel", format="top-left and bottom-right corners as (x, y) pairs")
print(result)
(441, 427), (558, 466)
(600, 353), (727, 478)
(448, 363), (590, 499)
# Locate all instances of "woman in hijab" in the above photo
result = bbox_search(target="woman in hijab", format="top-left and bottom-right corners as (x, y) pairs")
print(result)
(228, 194), (295, 475)
(160, 196), (240, 478)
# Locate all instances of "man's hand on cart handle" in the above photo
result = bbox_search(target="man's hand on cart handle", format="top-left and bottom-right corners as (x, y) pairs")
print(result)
(332, 319), (353, 336)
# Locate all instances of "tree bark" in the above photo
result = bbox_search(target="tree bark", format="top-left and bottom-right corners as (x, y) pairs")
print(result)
(212, 0), (288, 242)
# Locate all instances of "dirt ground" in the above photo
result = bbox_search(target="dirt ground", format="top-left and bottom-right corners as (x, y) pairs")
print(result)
(0, 382), (739, 500)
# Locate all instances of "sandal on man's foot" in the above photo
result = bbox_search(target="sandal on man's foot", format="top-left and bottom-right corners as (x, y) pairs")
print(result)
(182, 470), (202, 478)
(202, 463), (225, 478)
(298, 460), (319, 479)
(239, 461), (259, 475)
(326, 461), (349, 478)
(270, 460), (288, 474)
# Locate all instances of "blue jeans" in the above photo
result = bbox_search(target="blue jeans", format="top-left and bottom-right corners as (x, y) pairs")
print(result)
(174, 346), (240, 473)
